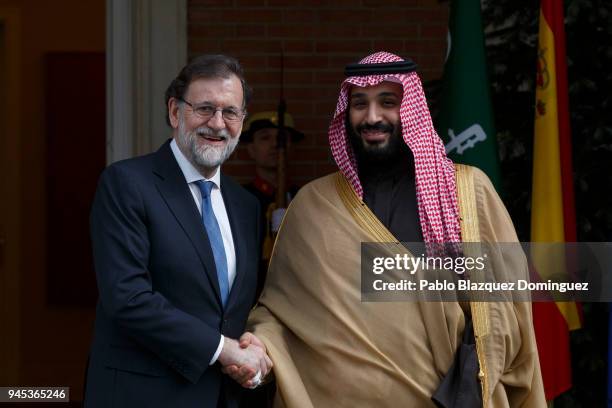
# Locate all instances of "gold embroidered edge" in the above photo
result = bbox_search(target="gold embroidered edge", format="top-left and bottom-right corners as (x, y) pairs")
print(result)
(455, 163), (490, 407)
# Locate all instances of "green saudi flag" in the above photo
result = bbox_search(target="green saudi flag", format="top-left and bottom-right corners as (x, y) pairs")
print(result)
(436, 0), (502, 191)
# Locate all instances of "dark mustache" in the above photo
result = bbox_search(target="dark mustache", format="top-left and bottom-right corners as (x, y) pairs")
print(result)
(356, 122), (394, 134)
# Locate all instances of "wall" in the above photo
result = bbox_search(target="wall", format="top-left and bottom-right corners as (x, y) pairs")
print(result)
(188, 0), (450, 185)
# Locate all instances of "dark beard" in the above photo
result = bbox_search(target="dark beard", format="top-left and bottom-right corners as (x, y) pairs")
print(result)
(346, 116), (410, 167)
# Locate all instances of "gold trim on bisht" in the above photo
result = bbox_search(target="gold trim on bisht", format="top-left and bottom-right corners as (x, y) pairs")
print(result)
(455, 163), (490, 407)
(335, 172), (400, 244)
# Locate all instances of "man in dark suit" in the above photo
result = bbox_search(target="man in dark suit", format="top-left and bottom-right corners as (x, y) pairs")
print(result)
(84, 54), (271, 408)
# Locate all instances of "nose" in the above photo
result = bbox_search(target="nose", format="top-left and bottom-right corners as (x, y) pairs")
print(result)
(207, 110), (226, 130)
(365, 103), (383, 124)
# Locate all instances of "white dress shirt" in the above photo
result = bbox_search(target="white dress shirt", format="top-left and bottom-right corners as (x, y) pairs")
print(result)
(170, 139), (234, 365)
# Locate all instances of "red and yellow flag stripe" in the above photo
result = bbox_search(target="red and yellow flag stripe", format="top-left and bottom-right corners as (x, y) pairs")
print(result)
(532, 0), (581, 400)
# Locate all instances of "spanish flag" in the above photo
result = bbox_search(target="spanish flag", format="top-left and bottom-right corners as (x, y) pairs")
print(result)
(532, 0), (581, 401)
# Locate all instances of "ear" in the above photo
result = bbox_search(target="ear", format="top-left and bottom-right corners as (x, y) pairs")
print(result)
(168, 97), (180, 129)
(235, 122), (244, 138)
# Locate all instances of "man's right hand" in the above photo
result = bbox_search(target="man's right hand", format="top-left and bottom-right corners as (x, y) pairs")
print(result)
(218, 337), (272, 388)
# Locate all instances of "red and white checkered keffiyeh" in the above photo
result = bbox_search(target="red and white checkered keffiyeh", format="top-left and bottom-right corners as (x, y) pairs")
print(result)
(329, 51), (461, 244)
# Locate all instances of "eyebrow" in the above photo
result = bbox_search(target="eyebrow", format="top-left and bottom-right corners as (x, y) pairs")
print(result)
(350, 91), (400, 99)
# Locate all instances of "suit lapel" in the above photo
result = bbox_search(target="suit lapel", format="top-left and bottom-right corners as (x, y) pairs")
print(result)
(152, 141), (223, 308)
(221, 175), (248, 311)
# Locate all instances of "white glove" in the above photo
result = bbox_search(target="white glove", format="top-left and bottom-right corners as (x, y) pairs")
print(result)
(271, 208), (286, 233)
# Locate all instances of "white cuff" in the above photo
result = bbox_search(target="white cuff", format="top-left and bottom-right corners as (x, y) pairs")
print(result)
(209, 335), (224, 365)
(249, 370), (262, 389)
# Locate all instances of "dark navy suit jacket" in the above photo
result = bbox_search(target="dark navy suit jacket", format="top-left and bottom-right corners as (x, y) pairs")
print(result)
(84, 141), (260, 408)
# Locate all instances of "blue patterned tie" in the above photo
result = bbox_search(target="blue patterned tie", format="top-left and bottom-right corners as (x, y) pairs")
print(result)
(195, 180), (229, 307)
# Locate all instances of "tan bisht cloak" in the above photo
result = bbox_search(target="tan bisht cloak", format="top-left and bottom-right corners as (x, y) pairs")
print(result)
(248, 165), (546, 407)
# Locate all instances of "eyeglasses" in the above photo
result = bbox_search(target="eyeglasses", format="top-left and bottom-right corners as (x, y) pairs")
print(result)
(178, 98), (246, 123)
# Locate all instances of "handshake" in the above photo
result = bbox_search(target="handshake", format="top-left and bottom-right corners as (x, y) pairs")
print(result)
(218, 332), (272, 389)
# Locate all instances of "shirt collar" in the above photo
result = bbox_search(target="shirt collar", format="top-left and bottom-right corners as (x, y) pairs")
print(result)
(170, 138), (221, 188)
